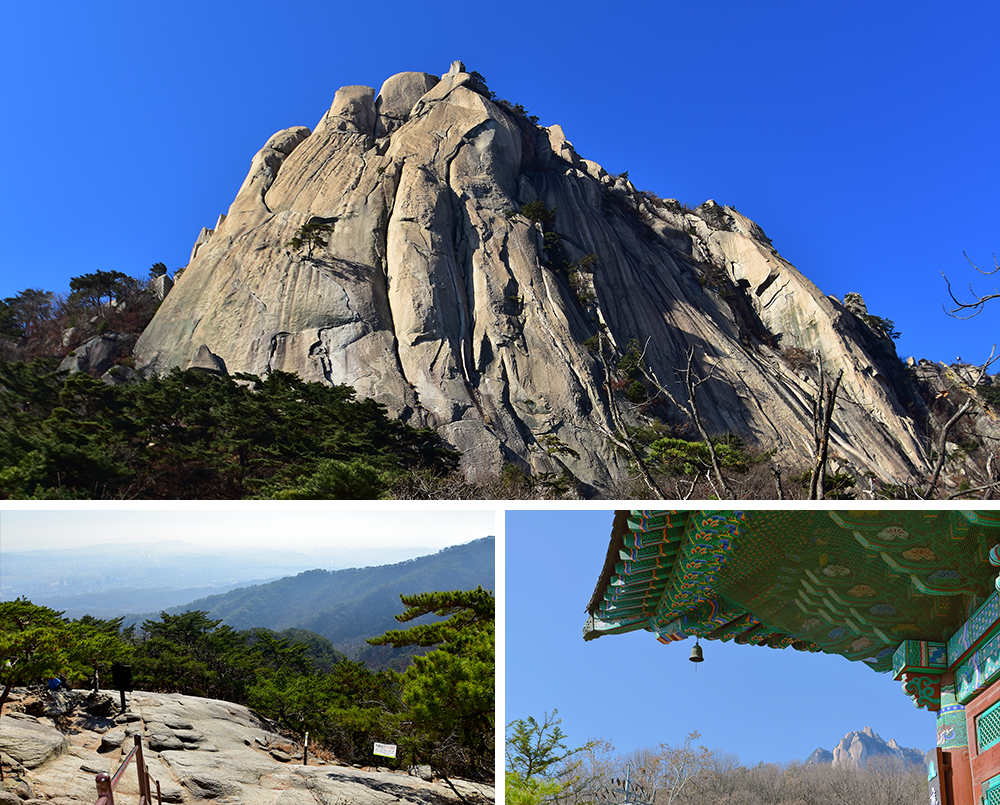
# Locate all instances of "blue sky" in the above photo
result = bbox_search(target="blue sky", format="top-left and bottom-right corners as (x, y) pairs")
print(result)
(505, 510), (936, 766)
(2, 0), (997, 367)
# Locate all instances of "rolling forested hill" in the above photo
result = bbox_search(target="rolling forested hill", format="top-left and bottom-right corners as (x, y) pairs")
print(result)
(142, 536), (494, 661)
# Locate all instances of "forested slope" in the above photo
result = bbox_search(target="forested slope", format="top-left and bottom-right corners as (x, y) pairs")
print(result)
(151, 537), (494, 652)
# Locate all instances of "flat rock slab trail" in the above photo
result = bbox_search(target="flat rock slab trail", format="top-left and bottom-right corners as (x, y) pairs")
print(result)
(0, 690), (493, 805)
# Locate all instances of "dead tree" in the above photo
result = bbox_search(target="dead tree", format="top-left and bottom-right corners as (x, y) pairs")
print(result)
(680, 348), (732, 497)
(638, 344), (733, 497)
(922, 345), (999, 498)
(596, 332), (665, 499)
(808, 354), (843, 501)
(772, 466), (785, 500)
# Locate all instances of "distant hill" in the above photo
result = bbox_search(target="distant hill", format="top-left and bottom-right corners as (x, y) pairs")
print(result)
(1, 540), (323, 606)
(270, 627), (347, 670)
(805, 727), (927, 768)
(148, 537), (494, 658)
(28, 581), (282, 621)
(804, 747), (834, 765)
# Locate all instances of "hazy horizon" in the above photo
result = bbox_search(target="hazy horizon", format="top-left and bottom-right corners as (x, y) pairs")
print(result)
(0, 508), (494, 556)
(0, 509), (496, 616)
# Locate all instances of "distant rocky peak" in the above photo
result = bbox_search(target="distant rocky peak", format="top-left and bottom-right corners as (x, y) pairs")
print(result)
(805, 747), (834, 765)
(824, 727), (926, 768)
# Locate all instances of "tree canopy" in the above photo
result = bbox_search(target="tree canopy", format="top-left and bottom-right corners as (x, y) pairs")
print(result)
(0, 361), (458, 499)
(0, 591), (494, 781)
(505, 710), (591, 805)
(369, 587), (495, 775)
(0, 599), (76, 714)
(68, 270), (135, 310)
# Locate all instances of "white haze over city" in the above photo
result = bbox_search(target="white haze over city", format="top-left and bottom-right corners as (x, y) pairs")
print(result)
(0, 508), (494, 560)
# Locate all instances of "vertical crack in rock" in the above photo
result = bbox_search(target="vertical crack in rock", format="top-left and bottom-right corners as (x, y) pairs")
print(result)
(440, 136), (480, 399)
(375, 157), (422, 413)
(267, 332), (291, 374)
(309, 330), (333, 383)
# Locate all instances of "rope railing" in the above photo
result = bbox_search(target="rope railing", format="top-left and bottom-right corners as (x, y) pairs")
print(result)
(93, 734), (161, 805)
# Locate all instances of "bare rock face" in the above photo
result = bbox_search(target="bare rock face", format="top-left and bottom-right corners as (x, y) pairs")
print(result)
(135, 63), (946, 492)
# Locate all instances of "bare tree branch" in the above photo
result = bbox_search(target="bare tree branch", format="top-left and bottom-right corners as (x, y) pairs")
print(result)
(942, 252), (1000, 318)
(922, 398), (973, 497)
(682, 349), (732, 497)
(946, 480), (1000, 500)
(639, 345), (732, 496)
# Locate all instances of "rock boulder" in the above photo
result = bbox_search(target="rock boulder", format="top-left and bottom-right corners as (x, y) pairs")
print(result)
(0, 714), (68, 769)
(59, 334), (129, 376)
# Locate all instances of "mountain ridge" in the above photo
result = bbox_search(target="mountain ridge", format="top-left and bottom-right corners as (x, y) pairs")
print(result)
(804, 726), (927, 768)
(133, 537), (495, 657)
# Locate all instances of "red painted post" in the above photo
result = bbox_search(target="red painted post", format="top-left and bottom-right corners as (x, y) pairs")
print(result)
(95, 772), (115, 805)
(134, 736), (149, 805)
(155, 779), (162, 805)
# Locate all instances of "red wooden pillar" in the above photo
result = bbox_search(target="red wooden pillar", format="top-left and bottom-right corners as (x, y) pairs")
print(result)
(967, 680), (1000, 803)
(942, 746), (976, 805)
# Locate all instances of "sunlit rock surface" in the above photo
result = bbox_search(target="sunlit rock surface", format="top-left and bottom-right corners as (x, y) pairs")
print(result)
(135, 63), (958, 492)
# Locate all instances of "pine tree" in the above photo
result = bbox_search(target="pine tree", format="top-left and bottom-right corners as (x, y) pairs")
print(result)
(368, 588), (494, 776)
(0, 599), (75, 716)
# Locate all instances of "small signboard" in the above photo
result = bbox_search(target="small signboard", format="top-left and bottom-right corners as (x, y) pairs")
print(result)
(927, 748), (944, 805)
(111, 662), (133, 692)
(373, 742), (397, 759)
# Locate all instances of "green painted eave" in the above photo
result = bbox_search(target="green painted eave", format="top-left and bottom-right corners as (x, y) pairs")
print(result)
(583, 510), (1000, 673)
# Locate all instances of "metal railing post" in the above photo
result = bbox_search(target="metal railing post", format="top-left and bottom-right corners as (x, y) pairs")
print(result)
(95, 772), (115, 805)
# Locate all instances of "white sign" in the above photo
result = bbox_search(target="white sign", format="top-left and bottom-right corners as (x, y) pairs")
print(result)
(373, 742), (397, 758)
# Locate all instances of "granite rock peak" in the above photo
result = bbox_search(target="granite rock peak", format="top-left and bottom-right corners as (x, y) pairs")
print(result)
(134, 63), (988, 494)
(806, 726), (926, 769)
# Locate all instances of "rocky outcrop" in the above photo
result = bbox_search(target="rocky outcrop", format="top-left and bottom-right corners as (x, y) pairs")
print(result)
(152, 274), (174, 300)
(804, 747), (833, 765)
(0, 689), (492, 805)
(134, 63), (957, 492)
(805, 726), (926, 769)
(59, 334), (129, 375)
(832, 727), (926, 768)
(0, 713), (68, 769)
